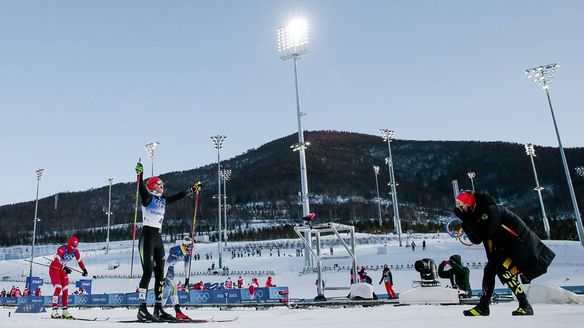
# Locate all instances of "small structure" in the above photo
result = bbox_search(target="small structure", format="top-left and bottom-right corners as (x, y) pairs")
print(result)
(294, 222), (357, 301)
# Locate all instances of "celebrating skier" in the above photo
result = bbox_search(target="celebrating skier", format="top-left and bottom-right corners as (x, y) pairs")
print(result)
(161, 237), (194, 321)
(454, 191), (555, 316)
(135, 161), (199, 322)
(49, 236), (88, 319)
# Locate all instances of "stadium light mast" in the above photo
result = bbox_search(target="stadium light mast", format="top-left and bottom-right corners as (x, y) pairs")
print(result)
(145, 141), (160, 177)
(373, 166), (383, 227)
(380, 129), (402, 247)
(278, 17), (313, 267)
(106, 178), (114, 254)
(220, 169), (232, 247)
(524, 63), (584, 246)
(524, 144), (551, 240)
(28, 168), (44, 287)
(467, 172), (476, 192)
(576, 167), (584, 179)
(211, 135), (227, 268)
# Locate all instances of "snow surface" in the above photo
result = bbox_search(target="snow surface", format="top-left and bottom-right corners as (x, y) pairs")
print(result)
(1, 233), (584, 327)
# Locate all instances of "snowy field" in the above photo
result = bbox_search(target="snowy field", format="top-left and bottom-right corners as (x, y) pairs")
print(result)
(1, 233), (584, 327)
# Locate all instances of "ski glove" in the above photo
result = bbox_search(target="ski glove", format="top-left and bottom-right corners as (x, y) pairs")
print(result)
(192, 181), (203, 193)
(82, 268), (88, 277)
(63, 266), (72, 274)
(135, 162), (143, 174)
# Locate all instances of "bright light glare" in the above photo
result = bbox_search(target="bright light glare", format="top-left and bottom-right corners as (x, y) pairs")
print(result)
(277, 17), (309, 60)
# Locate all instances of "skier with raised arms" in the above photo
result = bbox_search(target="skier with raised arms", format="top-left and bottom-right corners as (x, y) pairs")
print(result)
(134, 161), (199, 322)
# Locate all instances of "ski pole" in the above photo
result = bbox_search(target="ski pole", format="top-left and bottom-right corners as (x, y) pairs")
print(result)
(42, 256), (84, 274)
(130, 158), (142, 279)
(24, 259), (83, 274)
(187, 181), (202, 288)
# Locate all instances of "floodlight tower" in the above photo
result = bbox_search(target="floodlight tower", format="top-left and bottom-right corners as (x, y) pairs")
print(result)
(145, 141), (160, 176)
(373, 166), (383, 226)
(467, 172), (476, 192)
(106, 178), (114, 253)
(278, 18), (313, 267)
(211, 135), (227, 268)
(220, 169), (232, 246)
(524, 144), (551, 239)
(28, 168), (44, 287)
(380, 129), (402, 246)
(524, 63), (584, 246)
(576, 167), (584, 179)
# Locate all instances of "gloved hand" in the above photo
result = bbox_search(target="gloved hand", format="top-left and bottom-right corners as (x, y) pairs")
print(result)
(82, 268), (88, 277)
(192, 181), (203, 193)
(135, 162), (143, 174)
(63, 266), (72, 274)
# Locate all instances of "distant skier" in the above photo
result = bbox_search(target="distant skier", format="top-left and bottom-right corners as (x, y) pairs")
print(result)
(160, 237), (194, 321)
(49, 236), (88, 319)
(454, 191), (555, 316)
(134, 162), (199, 322)
(379, 265), (396, 299)
(438, 255), (472, 297)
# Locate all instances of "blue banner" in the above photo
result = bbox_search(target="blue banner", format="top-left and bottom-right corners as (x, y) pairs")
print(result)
(15, 303), (46, 313)
(25, 276), (43, 291)
(2, 287), (289, 306)
(75, 279), (93, 294)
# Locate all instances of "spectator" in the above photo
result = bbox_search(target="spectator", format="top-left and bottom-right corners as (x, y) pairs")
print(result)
(438, 255), (472, 297)
(1, 288), (6, 297)
(379, 265), (396, 299)
(422, 239), (426, 250)
(35, 287), (42, 296)
(225, 277), (233, 289)
(237, 276), (245, 289)
(358, 267), (373, 284)
(265, 276), (276, 287)
(411, 241), (416, 251)
(23, 287), (30, 296)
(193, 281), (205, 290)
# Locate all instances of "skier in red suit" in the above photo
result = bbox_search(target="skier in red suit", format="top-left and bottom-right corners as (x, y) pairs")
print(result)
(49, 236), (88, 319)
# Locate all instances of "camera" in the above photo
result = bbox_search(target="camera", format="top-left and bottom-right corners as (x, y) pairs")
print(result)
(414, 258), (438, 283)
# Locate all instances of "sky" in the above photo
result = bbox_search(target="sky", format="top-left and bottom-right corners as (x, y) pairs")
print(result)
(1, 0), (584, 206)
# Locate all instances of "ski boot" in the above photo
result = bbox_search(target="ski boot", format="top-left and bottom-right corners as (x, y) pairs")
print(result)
(51, 308), (61, 319)
(463, 297), (490, 316)
(137, 304), (156, 322)
(175, 305), (191, 321)
(154, 303), (176, 322)
(512, 303), (534, 316)
(61, 308), (74, 320)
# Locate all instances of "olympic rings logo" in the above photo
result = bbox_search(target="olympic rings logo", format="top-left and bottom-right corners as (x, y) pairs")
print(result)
(194, 293), (210, 302)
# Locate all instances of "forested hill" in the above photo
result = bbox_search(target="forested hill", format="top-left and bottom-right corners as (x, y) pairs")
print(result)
(2, 130), (583, 245)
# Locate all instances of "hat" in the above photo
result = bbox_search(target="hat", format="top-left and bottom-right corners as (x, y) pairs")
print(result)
(147, 177), (162, 191)
(67, 236), (79, 252)
(456, 192), (476, 207)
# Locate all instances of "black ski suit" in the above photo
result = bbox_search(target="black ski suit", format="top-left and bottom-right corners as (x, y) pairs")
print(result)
(137, 172), (191, 305)
(454, 192), (555, 305)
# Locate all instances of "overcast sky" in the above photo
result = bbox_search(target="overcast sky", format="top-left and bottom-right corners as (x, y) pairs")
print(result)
(1, 0), (583, 206)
